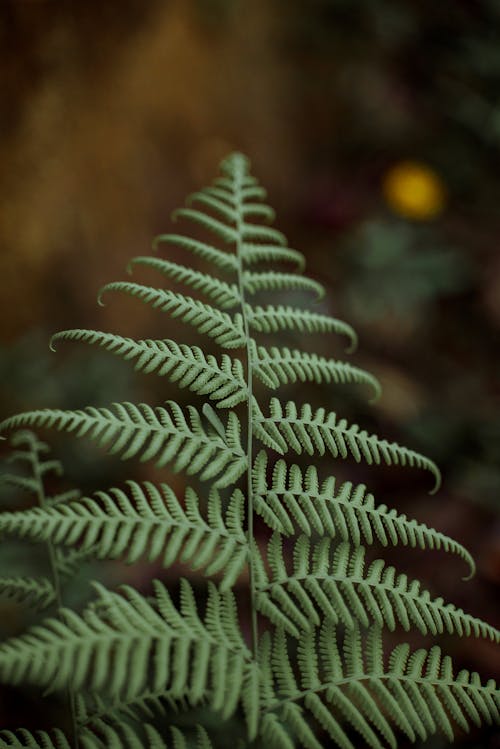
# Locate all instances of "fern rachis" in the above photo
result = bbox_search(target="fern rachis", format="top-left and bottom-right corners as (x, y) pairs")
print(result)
(0, 153), (498, 749)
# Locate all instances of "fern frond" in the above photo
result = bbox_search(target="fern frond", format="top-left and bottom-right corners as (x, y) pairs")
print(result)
(187, 189), (240, 222)
(0, 730), (71, 749)
(79, 720), (168, 749)
(188, 185), (275, 224)
(51, 330), (247, 408)
(127, 257), (240, 309)
(80, 720), (214, 749)
(152, 234), (237, 272)
(262, 624), (500, 749)
(0, 577), (55, 609)
(175, 208), (285, 247)
(253, 399), (441, 493)
(0, 482), (247, 590)
(241, 244), (306, 270)
(173, 207), (239, 243)
(0, 579), (251, 712)
(253, 343), (381, 401)
(242, 203), (276, 222)
(97, 283), (245, 348)
(248, 305), (357, 352)
(0, 403), (246, 488)
(190, 182), (273, 217)
(76, 689), (182, 727)
(255, 537), (498, 642)
(251, 453), (473, 576)
(241, 224), (287, 246)
(0, 474), (39, 494)
(244, 271), (325, 299)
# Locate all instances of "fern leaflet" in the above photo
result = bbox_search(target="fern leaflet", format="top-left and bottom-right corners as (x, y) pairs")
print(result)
(51, 330), (247, 407)
(0, 482), (247, 590)
(0, 403), (246, 488)
(253, 399), (441, 492)
(252, 342), (381, 400)
(261, 625), (500, 749)
(253, 536), (498, 641)
(127, 256), (240, 309)
(98, 283), (245, 348)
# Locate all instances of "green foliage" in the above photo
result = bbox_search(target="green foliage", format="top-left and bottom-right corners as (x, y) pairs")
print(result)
(0, 153), (498, 747)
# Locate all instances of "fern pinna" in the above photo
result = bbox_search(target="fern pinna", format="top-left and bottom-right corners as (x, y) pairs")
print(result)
(0, 153), (498, 749)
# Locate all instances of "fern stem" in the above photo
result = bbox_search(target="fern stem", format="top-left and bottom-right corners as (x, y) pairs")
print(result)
(233, 157), (259, 658)
(32, 448), (79, 749)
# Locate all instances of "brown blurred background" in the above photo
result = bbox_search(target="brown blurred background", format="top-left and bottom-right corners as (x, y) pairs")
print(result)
(0, 1), (499, 747)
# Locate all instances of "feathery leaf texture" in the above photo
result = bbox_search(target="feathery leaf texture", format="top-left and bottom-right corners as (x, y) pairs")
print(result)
(127, 256), (241, 309)
(254, 536), (498, 642)
(241, 243), (306, 270)
(247, 304), (357, 352)
(75, 689), (182, 727)
(0, 731), (71, 749)
(0, 482), (248, 590)
(261, 625), (500, 749)
(0, 577), (55, 610)
(243, 271), (325, 299)
(79, 720), (214, 749)
(0, 579), (251, 714)
(252, 342), (381, 401)
(0, 403), (246, 488)
(251, 452), (473, 576)
(0, 430), (81, 609)
(0, 151), (497, 748)
(98, 283), (246, 348)
(152, 234), (237, 271)
(50, 330), (247, 408)
(253, 399), (441, 493)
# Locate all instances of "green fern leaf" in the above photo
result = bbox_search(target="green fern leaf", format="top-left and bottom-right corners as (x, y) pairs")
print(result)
(0, 482), (247, 589)
(3, 430), (63, 483)
(262, 624), (500, 748)
(253, 399), (441, 492)
(0, 576), (55, 609)
(187, 189), (241, 223)
(248, 305), (357, 352)
(252, 342), (381, 401)
(188, 185), (276, 226)
(75, 689), (182, 727)
(241, 243), (306, 270)
(97, 283), (245, 348)
(255, 536), (498, 642)
(173, 207), (239, 243)
(2, 150), (498, 749)
(244, 271), (325, 299)
(152, 234), (237, 272)
(80, 719), (216, 749)
(51, 330), (247, 407)
(0, 403), (246, 488)
(79, 720), (169, 749)
(0, 579), (251, 709)
(0, 730), (71, 749)
(0, 474), (39, 494)
(127, 257), (240, 309)
(251, 453), (473, 576)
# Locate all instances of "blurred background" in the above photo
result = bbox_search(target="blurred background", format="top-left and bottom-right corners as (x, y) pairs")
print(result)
(0, 1), (499, 747)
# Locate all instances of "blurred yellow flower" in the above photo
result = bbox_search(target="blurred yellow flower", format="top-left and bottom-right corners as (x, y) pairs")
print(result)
(382, 161), (446, 220)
